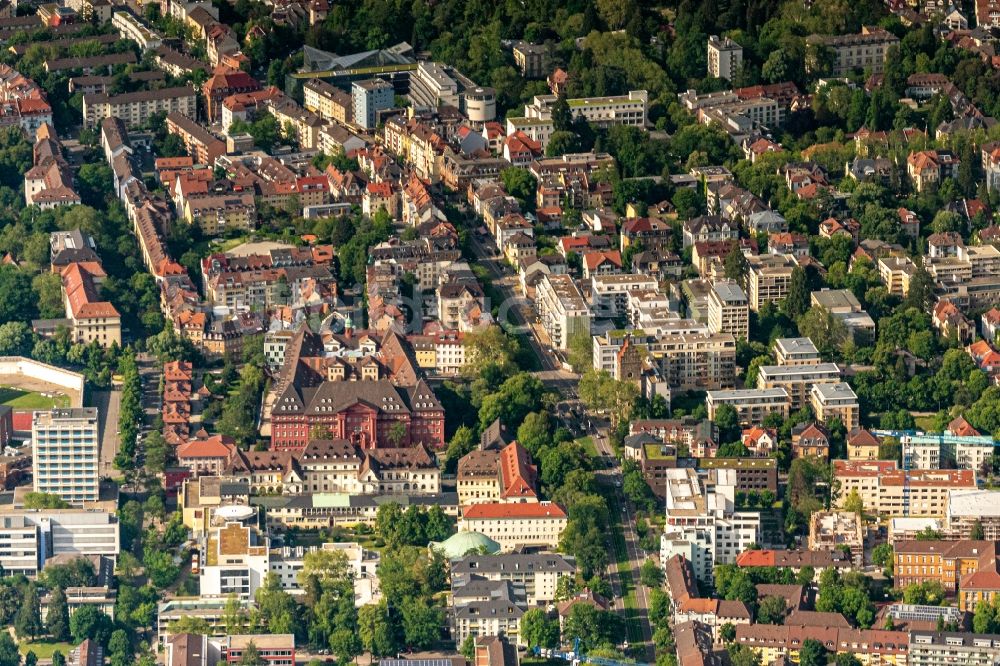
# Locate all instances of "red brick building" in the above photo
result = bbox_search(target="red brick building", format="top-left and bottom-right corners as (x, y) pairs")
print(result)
(269, 378), (445, 451)
(202, 66), (261, 122)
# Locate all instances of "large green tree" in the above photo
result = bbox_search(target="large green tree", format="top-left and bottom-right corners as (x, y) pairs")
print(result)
(47, 586), (71, 641)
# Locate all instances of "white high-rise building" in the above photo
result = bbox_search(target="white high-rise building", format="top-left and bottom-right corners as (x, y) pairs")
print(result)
(200, 522), (270, 600)
(32, 408), (100, 505)
(660, 468), (760, 582)
(707, 35), (743, 81)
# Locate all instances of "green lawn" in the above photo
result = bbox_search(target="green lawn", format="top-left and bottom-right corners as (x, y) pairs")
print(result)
(577, 436), (599, 457)
(209, 235), (253, 253)
(19, 641), (75, 659)
(914, 416), (937, 432)
(0, 387), (70, 409)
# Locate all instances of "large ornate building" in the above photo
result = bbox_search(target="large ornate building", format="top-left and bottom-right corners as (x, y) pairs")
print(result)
(266, 325), (445, 450)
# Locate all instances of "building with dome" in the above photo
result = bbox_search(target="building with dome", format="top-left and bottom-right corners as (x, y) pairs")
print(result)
(429, 530), (501, 559)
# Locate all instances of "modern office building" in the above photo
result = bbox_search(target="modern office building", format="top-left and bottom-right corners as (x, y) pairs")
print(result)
(352, 78), (393, 130)
(199, 521), (270, 600)
(32, 408), (100, 505)
(0, 509), (120, 576)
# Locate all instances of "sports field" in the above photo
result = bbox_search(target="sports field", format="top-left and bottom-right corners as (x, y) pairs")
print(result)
(0, 386), (71, 409)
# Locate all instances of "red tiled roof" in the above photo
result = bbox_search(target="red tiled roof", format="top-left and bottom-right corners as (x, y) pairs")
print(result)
(463, 502), (567, 519)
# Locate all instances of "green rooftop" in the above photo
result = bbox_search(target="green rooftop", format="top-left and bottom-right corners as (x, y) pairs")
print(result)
(645, 443), (676, 460)
(567, 95), (638, 106)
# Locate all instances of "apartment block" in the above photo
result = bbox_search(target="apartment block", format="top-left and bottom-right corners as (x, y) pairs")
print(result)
(806, 28), (899, 75)
(879, 256), (917, 297)
(734, 623), (908, 666)
(451, 553), (574, 605)
(660, 468), (761, 583)
(747, 253), (797, 311)
(810, 381), (860, 431)
(756, 363), (841, 410)
(708, 280), (749, 340)
(166, 112), (226, 166)
(82, 86), (197, 129)
(303, 78), (352, 124)
(706, 388), (791, 426)
(111, 11), (162, 50)
(909, 632), (1000, 666)
(772, 337), (821, 365)
(32, 408), (99, 505)
(651, 333), (738, 392)
(535, 274), (590, 350)
(708, 35), (743, 80)
(697, 458), (778, 493)
(834, 460), (976, 517)
(182, 192), (257, 236)
(948, 490), (1000, 540)
(61, 263), (121, 348)
(591, 273), (659, 318)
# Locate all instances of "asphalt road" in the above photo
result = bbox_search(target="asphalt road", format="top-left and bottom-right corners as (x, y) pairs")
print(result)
(593, 429), (655, 663)
(91, 390), (121, 479)
(468, 232), (563, 372)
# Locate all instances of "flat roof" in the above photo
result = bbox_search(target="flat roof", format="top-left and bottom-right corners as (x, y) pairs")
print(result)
(758, 363), (841, 377)
(707, 388), (790, 400)
(774, 337), (819, 355)
(712, 281), (747, 303)
(810, 382), (858, 401)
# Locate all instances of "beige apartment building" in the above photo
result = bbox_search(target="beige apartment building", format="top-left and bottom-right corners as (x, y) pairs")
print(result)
(82, 86), (197, 128)
(708, 280), (749, 340)
(747, 253), (797, 311)
(878, 256), (917, 297)
(772, 337), (821, 365)
(833, 460), (976, 517)
(651, 332), (737, 391)
(806, 28), (899, 75)
(459, 502), (568, 551)
(535, 274), (590, 350)
(182, 192), (257, 236)
(810, 381), (860, 430)
(303, 78), (353, 124)
(705, 388), (791, 426)
(61, 263), (121, 348)
(756, 363), (841, 410)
